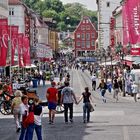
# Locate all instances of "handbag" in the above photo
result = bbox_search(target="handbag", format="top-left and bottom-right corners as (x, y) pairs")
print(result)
(23, 112), (34, 128)
(88, 103), (94, 112)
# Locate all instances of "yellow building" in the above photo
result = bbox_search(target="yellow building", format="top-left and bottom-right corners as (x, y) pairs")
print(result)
(43, 18), (59, 53)
(49, 30), (59, 52)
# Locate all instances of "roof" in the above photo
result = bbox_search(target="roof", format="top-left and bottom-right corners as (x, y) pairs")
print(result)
(74, 16), (97, 34)
(9, 0), (21, 5)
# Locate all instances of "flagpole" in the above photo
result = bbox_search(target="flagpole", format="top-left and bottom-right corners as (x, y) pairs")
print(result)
(9, 15), (12, 82)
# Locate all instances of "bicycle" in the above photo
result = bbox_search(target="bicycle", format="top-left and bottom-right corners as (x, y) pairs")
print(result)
(0, 92), (14, 115)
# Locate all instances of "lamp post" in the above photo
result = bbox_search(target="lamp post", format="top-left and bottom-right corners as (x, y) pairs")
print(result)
(126, 42), (132, 55)
(116, 42), (125, 97)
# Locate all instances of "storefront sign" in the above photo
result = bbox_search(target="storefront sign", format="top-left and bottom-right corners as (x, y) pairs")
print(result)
(36, 43), (53, 59)
(131, 48), (140, 55)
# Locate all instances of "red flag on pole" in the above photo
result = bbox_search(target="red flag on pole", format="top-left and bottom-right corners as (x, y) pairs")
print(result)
(23, 36), (31, 66)
(18, 33), (24, 67)
(0, 19), (8, 66)
(8, 26), (19, 65)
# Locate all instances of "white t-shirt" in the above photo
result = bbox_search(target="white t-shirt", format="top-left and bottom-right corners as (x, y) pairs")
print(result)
(34, 114), (43, 126)
(61, 87), (74, 103)
(91, 75), (96, 82)
(19, 103), (29, 121)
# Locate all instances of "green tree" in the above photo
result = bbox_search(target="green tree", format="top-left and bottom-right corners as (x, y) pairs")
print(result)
(42, 9), (60, 21)
(50, 0), (64, 13)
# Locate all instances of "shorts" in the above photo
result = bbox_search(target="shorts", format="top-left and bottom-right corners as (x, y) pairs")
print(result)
(48, 102), (57, 110)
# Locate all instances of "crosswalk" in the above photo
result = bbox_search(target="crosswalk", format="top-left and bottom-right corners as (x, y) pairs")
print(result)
(0, 109), (124, 119)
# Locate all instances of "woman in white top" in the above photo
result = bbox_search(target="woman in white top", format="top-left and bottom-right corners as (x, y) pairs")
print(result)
(33, 98), (43, 140)
(131, 82), (138, 102)
(11, 90), (22, 132)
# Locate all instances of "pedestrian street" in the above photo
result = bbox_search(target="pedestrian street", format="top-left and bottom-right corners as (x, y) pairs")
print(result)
(1, 69), (140, 140)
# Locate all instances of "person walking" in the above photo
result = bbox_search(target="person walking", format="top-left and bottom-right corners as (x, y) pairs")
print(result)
(61, 82), (77, 124)
(131, 82), (138, 102)
(19, 95), (30, 140)
(11, 90), (22, 132)
(91, 74), (97, 91)
(46, 82), (58, 124)
(78, 87), (95, 123)
(97, 79), (107, 103)
(113, 79), (119, 102)
(33, 98), (43, 140)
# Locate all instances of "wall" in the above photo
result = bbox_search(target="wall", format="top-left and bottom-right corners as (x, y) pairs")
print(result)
(0, 0), (8, 18)
(98, 0), (121, 49)
(8, 5), (25, 33)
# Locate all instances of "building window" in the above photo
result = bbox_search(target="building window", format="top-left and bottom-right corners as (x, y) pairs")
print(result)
(81, 33), (85, 40)
(86, 41), (90, 48)
(91, 33), (94, 38)
(81, 41), (85, 48)
(86, 33), (90, 40)
(107, 2), (110, 7)
(86, 20), (89, 23)
(76, 33), (80, 38)
(91, 40), (95, 46)
(9, 8), (14, 16)
(83, 20), (85, 23)
(86, 25), (90, 30)
(76, 41), (80, 46)
(81, 25), (85, 30)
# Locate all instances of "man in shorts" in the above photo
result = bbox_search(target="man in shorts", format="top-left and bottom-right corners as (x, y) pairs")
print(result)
(46, 82), (58, 124)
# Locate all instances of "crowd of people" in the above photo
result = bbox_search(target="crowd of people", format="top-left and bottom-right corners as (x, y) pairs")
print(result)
(0, 57), (140, 140)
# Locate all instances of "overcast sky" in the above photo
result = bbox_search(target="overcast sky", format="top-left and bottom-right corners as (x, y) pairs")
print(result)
(61, 0), (97, 11)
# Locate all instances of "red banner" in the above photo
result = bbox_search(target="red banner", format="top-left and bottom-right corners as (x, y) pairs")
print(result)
(131, 48), (140, 55)
(8, 26), (19, 65)
(23, 36), (31, 66)
(25, 16), (30, 40)
(110, 17), (115, 48)
(122, 0), (140, 45)
(18, 33), (24, 67)
(0, 19), (8, 66)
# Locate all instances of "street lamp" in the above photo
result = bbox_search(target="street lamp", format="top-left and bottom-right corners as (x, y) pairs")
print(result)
(116, 42), (125, 97)
(126, 42), (132, 55)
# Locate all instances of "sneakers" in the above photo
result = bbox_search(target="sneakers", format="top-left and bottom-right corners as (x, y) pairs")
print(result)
(83, 120), (86, 123)
(70, 119), (73, 123)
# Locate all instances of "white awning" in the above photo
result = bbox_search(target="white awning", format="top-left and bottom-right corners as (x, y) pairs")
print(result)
(100, 60), (119, 66)
(133, 60), (140, 65)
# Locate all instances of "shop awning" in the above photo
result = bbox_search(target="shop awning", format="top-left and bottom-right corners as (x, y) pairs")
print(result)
(133, 60), (140, 65)
(79, 58), (97, 62)
(100, 60), (119, 66)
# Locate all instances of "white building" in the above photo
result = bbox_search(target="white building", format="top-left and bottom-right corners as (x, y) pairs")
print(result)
(8, 0), (25, 33)
(96, 0), (121, 49)
(0, 0), (8, 18)
(113, 6), (123, 45)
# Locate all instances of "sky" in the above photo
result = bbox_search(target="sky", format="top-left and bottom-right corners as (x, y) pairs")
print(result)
(61, 0), (97, 11)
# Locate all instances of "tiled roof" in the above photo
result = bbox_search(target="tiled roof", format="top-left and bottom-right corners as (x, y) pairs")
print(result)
(9, 0), (21, 5)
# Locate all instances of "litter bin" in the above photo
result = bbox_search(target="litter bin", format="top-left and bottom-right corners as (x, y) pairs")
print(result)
(32, 79), (38, 88)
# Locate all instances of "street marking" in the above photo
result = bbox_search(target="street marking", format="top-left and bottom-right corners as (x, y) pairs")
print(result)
(0, 111), (124, 119)
(123, 126), (130, 140)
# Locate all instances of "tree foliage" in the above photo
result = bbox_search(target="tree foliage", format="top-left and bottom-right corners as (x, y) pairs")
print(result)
(24, 0), (97, 31)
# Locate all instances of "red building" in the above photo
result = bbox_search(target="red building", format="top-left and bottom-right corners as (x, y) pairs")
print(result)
(74, 16), (98, 57)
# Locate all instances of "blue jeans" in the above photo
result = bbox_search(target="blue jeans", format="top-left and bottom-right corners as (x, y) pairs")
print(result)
(83, 102), (90, 122)
(19, 124), (27, 140)
(34, 124), (42, 140)
(19, 123), (34, 140)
